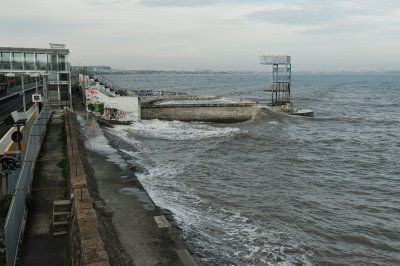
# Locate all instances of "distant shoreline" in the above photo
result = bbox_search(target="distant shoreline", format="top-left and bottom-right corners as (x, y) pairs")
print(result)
(73, 70), (400, 75)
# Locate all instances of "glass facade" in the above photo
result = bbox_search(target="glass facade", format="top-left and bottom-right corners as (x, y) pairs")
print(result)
(0, 50), (70, 72)
(3, 52), (11, 69)
(36, 53), (46, 70)
(24, 53), (35, 70)
(60, 84), (69, 101)
(1, 45), (71, 108)
(59, 73), (69, 81)
(48, 72), (57, 81)
(48, 54), (57, 71)
(12, 52), (23, 70)
(58, 54), (67, 71)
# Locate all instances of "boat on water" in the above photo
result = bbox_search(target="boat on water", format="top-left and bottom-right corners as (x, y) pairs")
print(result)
(291, 109), (314, 117)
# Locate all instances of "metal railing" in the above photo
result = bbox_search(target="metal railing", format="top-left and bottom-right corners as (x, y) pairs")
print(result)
(93, 74), (125, 92)
(4, 103), (51, 266)
(91, 74), (186, 97)
(259, 55), (291, 65)
(0, 82), (38, 101)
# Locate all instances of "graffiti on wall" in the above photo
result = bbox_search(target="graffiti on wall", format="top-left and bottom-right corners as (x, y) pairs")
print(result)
(84, 80), (137, 122)
(1, 153), (21, 175)
(87, 103), (104, 115)
(104, 108), (128, 120)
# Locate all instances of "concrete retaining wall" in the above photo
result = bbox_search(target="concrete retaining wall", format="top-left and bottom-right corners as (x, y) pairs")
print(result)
(79, 74), (140, 123)
(141, 104), (258, 123)
(65, 110), (110, 266)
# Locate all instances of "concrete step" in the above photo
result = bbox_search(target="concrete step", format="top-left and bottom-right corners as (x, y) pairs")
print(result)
(53, 211), (70, 223)
(53, 231), (68, 236)
(53, 221), (69, 233)
(53, 200), (71, 213)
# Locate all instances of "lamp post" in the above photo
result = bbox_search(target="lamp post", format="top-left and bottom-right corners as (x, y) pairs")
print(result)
(21, 76), (26, 113)
(40, 72), (49, 101)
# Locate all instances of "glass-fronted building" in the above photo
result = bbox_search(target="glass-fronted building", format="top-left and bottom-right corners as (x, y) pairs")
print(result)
(0, 43), (72, 108)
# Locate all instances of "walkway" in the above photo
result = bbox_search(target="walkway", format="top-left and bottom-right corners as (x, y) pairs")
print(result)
(20, 110), (67, 265)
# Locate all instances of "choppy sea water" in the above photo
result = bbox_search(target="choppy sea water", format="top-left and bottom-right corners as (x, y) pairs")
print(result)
(89, 73), (400, 265)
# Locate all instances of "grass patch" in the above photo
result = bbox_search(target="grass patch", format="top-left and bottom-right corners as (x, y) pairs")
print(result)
(15, 242), (25, 266)
(57, 159), (69, 188)
(64, 234), (71, 266)
(58, 114), (67, 158)
(25, 193), (33, 209)
(57, 114), (69, 196)
(58, 115), (71, 266)
(0, 195), (13, 217)
(0, 195), (11, 265)
(0, 255), (5, 266)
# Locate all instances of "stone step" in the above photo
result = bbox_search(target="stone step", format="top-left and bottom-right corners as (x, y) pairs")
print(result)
(53, 211), (70, 223)
(53, 231), (68, 236)
(53, 200), (71, 213)
(53, 221), (69, 233)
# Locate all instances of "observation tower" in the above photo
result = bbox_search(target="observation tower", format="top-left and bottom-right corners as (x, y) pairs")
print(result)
(259, 55), (291, 106)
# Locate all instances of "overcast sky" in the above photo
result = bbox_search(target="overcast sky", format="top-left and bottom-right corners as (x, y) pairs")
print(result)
(2, 0), (400, 71)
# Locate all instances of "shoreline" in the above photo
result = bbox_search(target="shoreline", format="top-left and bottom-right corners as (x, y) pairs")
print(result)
(71, 94), (196, 265)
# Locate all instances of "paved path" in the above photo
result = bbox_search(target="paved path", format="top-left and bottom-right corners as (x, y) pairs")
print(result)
(71, 92), (196, 265)
(21, 110), (67, 265)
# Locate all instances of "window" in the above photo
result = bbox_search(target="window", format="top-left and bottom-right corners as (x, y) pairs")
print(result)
(48, 72), (57, 81)
(60, 85), (69, 101)
(59, 73), (69, 81)
(36, 53), (46, 70)
(12, 52), (23, 70)
(24, 53), (35, 70)
(48, 53), (57, 71)
(2, 52), (11, 69)
(58, 54), (67, 71)
(0, 52), (10, 69)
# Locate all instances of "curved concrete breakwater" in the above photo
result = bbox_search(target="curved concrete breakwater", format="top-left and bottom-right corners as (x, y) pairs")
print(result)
(81, 74), (260, 123)
(141, 96), (260, 123)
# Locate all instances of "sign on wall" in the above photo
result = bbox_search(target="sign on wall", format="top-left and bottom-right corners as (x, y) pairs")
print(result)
(32, 94), (42, 102)
(0, 152), (21, 174)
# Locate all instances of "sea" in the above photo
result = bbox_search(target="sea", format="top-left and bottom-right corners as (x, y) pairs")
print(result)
(82, 72), (400, 265)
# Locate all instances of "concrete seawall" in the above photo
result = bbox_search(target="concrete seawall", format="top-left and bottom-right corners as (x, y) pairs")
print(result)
(69, 91), (199, 265)
(142, 103), (258, 123)
(64, 109), (110, 265)
(141, 96), (260, 123)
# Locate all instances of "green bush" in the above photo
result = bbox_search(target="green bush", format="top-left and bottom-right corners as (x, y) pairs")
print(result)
(0, 194), (13, 215)
(25, 193), (33, 208)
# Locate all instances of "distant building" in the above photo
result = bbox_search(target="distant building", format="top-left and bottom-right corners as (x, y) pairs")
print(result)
(71, 66), (112, 74)
(0, 43), (72, 108)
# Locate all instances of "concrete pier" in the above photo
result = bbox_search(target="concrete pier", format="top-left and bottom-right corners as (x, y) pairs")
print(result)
(142, 96), (260, 123)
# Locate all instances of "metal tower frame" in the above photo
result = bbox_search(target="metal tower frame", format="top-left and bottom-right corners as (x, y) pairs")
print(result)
(260, 55), (291, 106)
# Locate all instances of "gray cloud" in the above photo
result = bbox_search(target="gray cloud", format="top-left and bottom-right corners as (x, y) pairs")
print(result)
(82, 0), (130, 5)
(246, 9), (340, 25)
(245, 0), (400, 35)
(246, 0), (400, 25)
(300, 23), (377, 35)
(138, 0), (217, 7)
(138, 0), (273, 7)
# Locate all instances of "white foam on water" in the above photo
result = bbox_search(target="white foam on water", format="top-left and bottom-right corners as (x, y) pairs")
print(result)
(132, 156), (314, 265)
(118, 119), (243, 141)
(79, 115), (314, 264)
(76, 114), (129, 169)
(158, 99), (239, 105)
